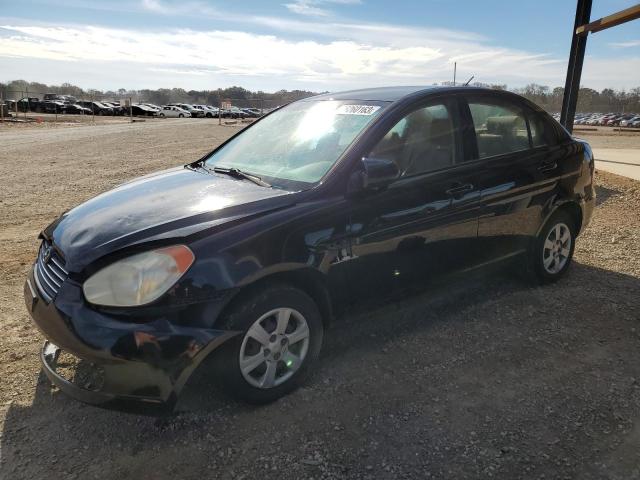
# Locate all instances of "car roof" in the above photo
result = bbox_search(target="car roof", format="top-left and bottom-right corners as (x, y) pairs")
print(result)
(304, 85), (533, 106)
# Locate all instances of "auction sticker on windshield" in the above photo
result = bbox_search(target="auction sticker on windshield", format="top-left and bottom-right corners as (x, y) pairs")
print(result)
(336, 105), (381, 115)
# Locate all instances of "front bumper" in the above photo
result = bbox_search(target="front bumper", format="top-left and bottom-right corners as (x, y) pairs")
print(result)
(24, 266), (238, 412)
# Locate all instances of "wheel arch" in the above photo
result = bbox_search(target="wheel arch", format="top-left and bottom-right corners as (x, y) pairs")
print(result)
(216, 267), (334, 330)
(538, 200), (584, 237)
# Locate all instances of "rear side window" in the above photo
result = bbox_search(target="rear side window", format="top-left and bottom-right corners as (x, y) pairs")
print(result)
(468, 101), (529, 159)
(529, 114), (547, 147)
(529, 112), (562, 147)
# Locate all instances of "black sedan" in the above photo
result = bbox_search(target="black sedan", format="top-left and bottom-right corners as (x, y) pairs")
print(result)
(78, 101), (114, 115)
(25, 86), (595, 411)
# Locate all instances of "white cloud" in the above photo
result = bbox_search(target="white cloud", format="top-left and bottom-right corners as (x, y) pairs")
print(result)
(284, 0), (362, 17)
(609, 39), (640, 48)
(0, 18), (636, 91)
(140, 0), (218, 17)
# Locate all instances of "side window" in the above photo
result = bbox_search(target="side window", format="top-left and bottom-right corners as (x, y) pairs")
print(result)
(369, 102), (457, 176)
(469, 101), (529, 159)
(529, 113), (559, 147)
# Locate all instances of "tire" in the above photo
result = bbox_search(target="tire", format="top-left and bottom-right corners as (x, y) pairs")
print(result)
(178, 113), (184, 118)
(159, 113), (165, 117)
(525, 210), (576, 284)
(216, 283), (324, 404)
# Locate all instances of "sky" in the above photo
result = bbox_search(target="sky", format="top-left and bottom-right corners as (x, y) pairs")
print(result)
(0, 0), (638, 93)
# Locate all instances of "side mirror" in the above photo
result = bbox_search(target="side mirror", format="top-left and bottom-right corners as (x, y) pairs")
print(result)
(347, 157), (399, 195)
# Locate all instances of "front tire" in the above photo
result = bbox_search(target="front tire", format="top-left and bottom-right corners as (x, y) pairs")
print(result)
(526, 210), (576, 284)
(217, 284), (324, 404)
(178, 113), (184, 118)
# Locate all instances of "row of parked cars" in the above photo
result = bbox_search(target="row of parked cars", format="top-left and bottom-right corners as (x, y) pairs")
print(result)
(550, 112), (640, 127)
(156, 103), (265, 119)
(3, 94), (269, 119)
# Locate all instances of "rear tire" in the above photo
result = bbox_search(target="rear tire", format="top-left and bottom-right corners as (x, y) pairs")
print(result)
(159, 113), (165, 117)
(216, 284), (324, 404)
(525, 210), (576, 284)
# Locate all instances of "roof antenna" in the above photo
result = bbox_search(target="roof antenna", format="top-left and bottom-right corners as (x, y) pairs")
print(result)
(463, 75), (475, 86)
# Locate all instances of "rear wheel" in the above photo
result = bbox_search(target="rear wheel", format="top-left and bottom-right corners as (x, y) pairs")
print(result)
(525, 210), (576, 284)
(159, 113), (165, 117)
(217, 284), (323, 404)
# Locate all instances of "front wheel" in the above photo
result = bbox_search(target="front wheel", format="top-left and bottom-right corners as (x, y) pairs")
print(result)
(217, 284), (324, 404)
(178, 113), (184, 118)
(159, 113), (165, 117)
(525, 210), (576, 284)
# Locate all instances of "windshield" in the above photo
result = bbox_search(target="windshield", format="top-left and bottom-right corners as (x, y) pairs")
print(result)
(204, 100), (386, 187)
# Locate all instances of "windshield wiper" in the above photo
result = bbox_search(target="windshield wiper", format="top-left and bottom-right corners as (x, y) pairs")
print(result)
(211, 166), (271, 188)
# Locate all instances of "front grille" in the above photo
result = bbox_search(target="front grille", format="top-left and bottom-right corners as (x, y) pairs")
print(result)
(34, 240), (68, 301)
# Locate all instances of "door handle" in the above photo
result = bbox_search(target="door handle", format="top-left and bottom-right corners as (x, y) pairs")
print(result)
(538, 162), (557, 172)
(445, 183), (474, 197)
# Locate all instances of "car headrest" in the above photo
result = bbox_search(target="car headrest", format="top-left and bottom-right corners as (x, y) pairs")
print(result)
(486, 115), (520, 136)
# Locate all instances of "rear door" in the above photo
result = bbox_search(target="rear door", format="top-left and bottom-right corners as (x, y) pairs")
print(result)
(461, 95), (566, 262)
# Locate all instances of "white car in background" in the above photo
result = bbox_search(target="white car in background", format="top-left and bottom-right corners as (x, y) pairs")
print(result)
(159, 105), (191, 118)
(193, 105), (220, 118)
(620, 116), (640, 127)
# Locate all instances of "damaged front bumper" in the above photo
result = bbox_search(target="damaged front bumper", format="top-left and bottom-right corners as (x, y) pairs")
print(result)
(25, 266), (238, 413)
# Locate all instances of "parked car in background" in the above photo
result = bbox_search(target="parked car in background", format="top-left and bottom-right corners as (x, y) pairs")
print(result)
(620, 115), (640, 127)
(78, 101), (114, 115)
(193, 105), (219, 118)
(68, 104), (93, 115)
(25, 86), (595, 411)
(220, 106), (247, 119)
(241, 108), (261, 118)
(140, 103), (161, 114)
(130, 104), (157, 116)
(100, 101), (126, 115)
(40, 100), (67, 114)
(167, 103), (204, 118)
(158, 105), (191, 118)
(9, 97), (42, 113)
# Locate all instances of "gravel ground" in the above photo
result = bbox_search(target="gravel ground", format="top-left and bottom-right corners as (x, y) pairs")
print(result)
(0, 120), (639, 479)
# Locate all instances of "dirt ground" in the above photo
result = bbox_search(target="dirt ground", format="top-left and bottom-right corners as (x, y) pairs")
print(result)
(1, 120), (639, 480)
(576, 127), (640, 150)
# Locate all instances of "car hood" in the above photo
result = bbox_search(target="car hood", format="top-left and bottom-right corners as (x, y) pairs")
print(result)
(46, 167), (293, 271)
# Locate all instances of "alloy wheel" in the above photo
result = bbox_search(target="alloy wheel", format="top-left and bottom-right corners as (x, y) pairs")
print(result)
(542, 222), (572, 274)
(239, 308), (310, 389)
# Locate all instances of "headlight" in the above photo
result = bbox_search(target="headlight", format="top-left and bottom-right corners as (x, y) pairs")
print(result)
(83, 245), (194, 307)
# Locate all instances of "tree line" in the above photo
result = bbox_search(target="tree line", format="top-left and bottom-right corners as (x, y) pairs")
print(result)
(2, 79), (639, 113)
(0, 80), (321, 109)
(466, 82), (640, 113)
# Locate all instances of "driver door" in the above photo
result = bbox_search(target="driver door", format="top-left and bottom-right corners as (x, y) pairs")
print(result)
(345, 97), (481, 298)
